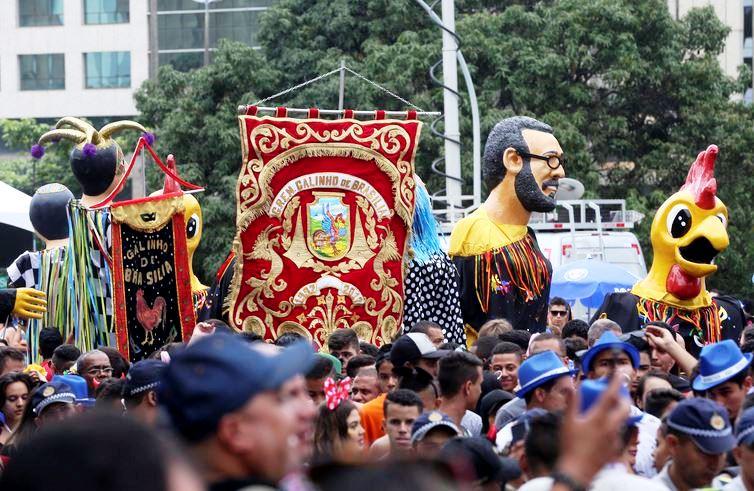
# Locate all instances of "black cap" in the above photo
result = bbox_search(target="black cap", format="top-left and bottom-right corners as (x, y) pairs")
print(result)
(390, 333), (449, 368)
(439, 437), (521, 484)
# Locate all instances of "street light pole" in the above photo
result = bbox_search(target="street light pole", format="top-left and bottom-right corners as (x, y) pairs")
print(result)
(440, 0), (461, 208)
(192, 0), (220, 66)
(203, 0), (210, 66)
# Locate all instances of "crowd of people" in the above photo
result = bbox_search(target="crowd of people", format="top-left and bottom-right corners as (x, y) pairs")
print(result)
(0, 298), (752, 491)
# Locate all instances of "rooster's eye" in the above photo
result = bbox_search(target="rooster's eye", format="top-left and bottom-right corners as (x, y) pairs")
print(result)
(186, 214), (199, 239)
(717, 213), (727, 227)
(667, 205), (692, 238)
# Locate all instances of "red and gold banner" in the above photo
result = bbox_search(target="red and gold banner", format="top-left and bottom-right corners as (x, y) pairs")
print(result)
(228, 110), (422, 348)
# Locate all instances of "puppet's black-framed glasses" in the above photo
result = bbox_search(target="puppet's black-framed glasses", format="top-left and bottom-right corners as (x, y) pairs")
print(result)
(518, 151), (565, 170)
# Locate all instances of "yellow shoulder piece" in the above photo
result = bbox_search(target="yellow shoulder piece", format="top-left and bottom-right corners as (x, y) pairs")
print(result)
(448, 208), (528, 257)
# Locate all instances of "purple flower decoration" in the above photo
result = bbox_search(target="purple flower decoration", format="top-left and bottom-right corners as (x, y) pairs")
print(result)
(30, 144), (45, 159)
(82, 143), (97, 158)
(142, 132), (156, 146)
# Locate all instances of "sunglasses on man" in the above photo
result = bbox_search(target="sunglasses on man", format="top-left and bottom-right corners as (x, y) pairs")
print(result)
(549, 310), (569, 317)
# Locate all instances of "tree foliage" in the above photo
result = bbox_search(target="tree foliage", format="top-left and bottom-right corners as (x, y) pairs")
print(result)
(6, 0), (753, 297)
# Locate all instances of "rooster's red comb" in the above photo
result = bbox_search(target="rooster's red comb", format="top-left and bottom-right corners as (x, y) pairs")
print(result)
(162, 154), (181, 194)
(681, 144), (718, 210)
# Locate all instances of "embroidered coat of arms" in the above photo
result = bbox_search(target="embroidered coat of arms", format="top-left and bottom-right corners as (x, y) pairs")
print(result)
(228, 111), (422, 347)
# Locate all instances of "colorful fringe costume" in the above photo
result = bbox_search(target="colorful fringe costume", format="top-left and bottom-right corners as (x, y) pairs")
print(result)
(449, 208), (551, 333)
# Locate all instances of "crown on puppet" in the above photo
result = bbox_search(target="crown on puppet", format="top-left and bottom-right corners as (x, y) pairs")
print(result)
(32, 117), (154, 196)
(31, 117), (154, 159)
(680, 144), (718, 210)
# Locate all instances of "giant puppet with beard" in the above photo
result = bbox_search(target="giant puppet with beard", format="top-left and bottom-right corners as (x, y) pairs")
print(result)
(450, 117), (565, 335)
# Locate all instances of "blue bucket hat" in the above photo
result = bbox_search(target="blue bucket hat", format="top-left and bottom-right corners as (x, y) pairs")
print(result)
(158, 333), (315, 442)
(579, 378), (642, 426)
(53, 374), (94, 407)
(516, 351), (577, 398)
(735, 407), (754, 447)
(666, 398), (736, 454)
(692, 340), (752, 392)
(581, 331), (640, 374)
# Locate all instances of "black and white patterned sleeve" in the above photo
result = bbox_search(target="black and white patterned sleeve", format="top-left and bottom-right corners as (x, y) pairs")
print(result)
(7, 251), (39, 289)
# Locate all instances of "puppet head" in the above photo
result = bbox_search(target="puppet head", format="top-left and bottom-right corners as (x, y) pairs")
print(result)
(149, 156), (207, 293)
(29, 183), (74, 246)
(35, 117), (147, 199)
(483, 116), (565, 214)
(637, 145), (728, 303)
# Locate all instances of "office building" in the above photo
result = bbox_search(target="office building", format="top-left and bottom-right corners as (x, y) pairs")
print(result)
(0, 0), (149, 119)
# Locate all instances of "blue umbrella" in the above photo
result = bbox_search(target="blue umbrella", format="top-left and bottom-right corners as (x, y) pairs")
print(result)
(551, 259), (640, 308)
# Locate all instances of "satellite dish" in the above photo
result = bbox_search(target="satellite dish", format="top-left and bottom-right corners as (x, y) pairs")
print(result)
(555, 178), (585, 200)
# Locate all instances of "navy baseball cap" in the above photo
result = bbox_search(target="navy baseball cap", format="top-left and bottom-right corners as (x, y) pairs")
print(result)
(735, 407), (754, 447)
(159, 333), (315, 442)
(666, 398), (736, 454)
(411, 410), (461, 443)
(124, 360), (167, 397)
(30, 380), (76, 415)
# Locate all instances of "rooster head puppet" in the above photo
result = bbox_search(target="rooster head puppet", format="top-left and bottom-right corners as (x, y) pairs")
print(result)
(591, 144), (744, 352)
(632, 145), (729, 308)
(34, 117), (147, 206)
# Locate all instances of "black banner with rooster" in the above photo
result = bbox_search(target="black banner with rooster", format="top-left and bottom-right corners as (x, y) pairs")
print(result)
(119, 222), (181, 360)
(110, 199), (196, 363)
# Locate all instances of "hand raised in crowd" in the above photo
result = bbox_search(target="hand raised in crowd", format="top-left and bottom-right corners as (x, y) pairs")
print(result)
(1, 324), (28, 351)
(187, 321), (216, 346)
(554, 374), (630, 489)
(644, 325), (696, 375)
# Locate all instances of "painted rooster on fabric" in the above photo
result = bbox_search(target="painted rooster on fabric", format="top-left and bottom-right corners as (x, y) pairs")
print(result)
(592, 145), (746, 356)
(135, 288), (166, 345)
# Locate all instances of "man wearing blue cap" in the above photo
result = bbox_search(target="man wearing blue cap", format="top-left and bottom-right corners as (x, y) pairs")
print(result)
(582, 330), (661, 478)
(653, 398), (736, 491)
(411, 410), (462, 458)
(158, 333), (315, 490)
(692, 339), (752, 422)
(495, 350), (576, 452)
(123, 359), (167, 427)
(725, 406), (754, 490)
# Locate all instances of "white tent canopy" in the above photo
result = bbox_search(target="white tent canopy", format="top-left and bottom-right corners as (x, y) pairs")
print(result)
(0, 181), (33, 232)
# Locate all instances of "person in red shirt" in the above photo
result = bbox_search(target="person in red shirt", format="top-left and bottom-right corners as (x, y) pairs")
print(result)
(38, 328), (63, 382)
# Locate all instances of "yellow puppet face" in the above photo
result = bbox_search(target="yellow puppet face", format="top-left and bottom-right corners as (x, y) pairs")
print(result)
(650, 190), (728, 279)
(183, 194), (203, 258)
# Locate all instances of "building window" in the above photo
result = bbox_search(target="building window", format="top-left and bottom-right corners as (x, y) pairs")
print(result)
(210, 10), (263, 47)
(19, 54), (65, 90)
(158, 13), (204, 50)
(18, 0), (64, 26)
(158, 0), (209, 11)
(158, 52), (204, 71)
(84, 0), (129, 24)
(84, 52), (131, 88)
